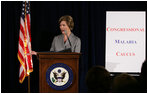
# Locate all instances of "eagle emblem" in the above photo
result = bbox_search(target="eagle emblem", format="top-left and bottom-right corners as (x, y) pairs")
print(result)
(46, 63), (73, 90)
(52, 69), (67, 83)
(50, 68), (69, 86)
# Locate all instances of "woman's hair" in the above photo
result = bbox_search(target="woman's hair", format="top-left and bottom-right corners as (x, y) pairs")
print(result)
(59, 15), (74, 30)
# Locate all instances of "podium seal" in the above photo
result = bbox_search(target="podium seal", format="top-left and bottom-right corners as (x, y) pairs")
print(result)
(46, 63), (73, 90)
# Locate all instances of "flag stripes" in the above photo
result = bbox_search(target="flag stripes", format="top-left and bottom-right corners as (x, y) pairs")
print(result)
(18, 1), (33, 83)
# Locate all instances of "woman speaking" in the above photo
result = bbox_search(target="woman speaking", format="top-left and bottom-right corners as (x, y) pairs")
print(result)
(50, 15), (81, 52)
(31, 15), (81, 55)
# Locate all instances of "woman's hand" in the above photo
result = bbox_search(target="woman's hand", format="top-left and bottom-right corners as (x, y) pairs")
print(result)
(31, 51), (37, 55)
(25, 51), (37, 56)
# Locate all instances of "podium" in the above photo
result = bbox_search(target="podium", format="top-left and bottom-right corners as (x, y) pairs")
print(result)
(37, 52), (81, 93)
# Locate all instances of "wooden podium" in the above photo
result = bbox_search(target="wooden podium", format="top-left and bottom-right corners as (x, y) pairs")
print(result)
(37, 52), (81, 93)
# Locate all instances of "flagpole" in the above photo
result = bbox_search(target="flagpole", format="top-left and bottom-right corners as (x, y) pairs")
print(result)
(28, 2), (31, 93)
(28, 75), (30, 93)
(24, 1), (31, 93)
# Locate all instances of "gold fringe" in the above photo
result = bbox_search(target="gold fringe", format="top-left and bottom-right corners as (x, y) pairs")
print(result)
(18, 54), (33, 83)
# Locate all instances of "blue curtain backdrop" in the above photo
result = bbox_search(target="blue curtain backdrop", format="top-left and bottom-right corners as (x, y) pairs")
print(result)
(1, 1), (146, 92)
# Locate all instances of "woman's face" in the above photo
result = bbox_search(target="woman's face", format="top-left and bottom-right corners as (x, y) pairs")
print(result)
(60, 21), (70, 34)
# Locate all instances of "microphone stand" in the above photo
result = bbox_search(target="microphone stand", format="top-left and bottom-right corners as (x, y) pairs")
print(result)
(65, 31), (72, 52)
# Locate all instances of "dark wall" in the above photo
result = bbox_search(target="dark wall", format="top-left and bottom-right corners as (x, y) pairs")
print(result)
(1, 1), (147, 93)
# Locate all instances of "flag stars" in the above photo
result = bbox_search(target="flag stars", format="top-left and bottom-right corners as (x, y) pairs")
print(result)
(21, 2), (30, 18)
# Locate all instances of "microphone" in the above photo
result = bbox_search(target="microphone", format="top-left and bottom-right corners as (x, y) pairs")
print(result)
(64, 30), (72, 51)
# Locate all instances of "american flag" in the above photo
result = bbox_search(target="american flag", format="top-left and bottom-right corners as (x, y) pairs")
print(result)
(18, 1), (33, 83)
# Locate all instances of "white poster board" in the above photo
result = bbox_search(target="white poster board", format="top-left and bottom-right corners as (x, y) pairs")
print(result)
(105, 11), (146, 73)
